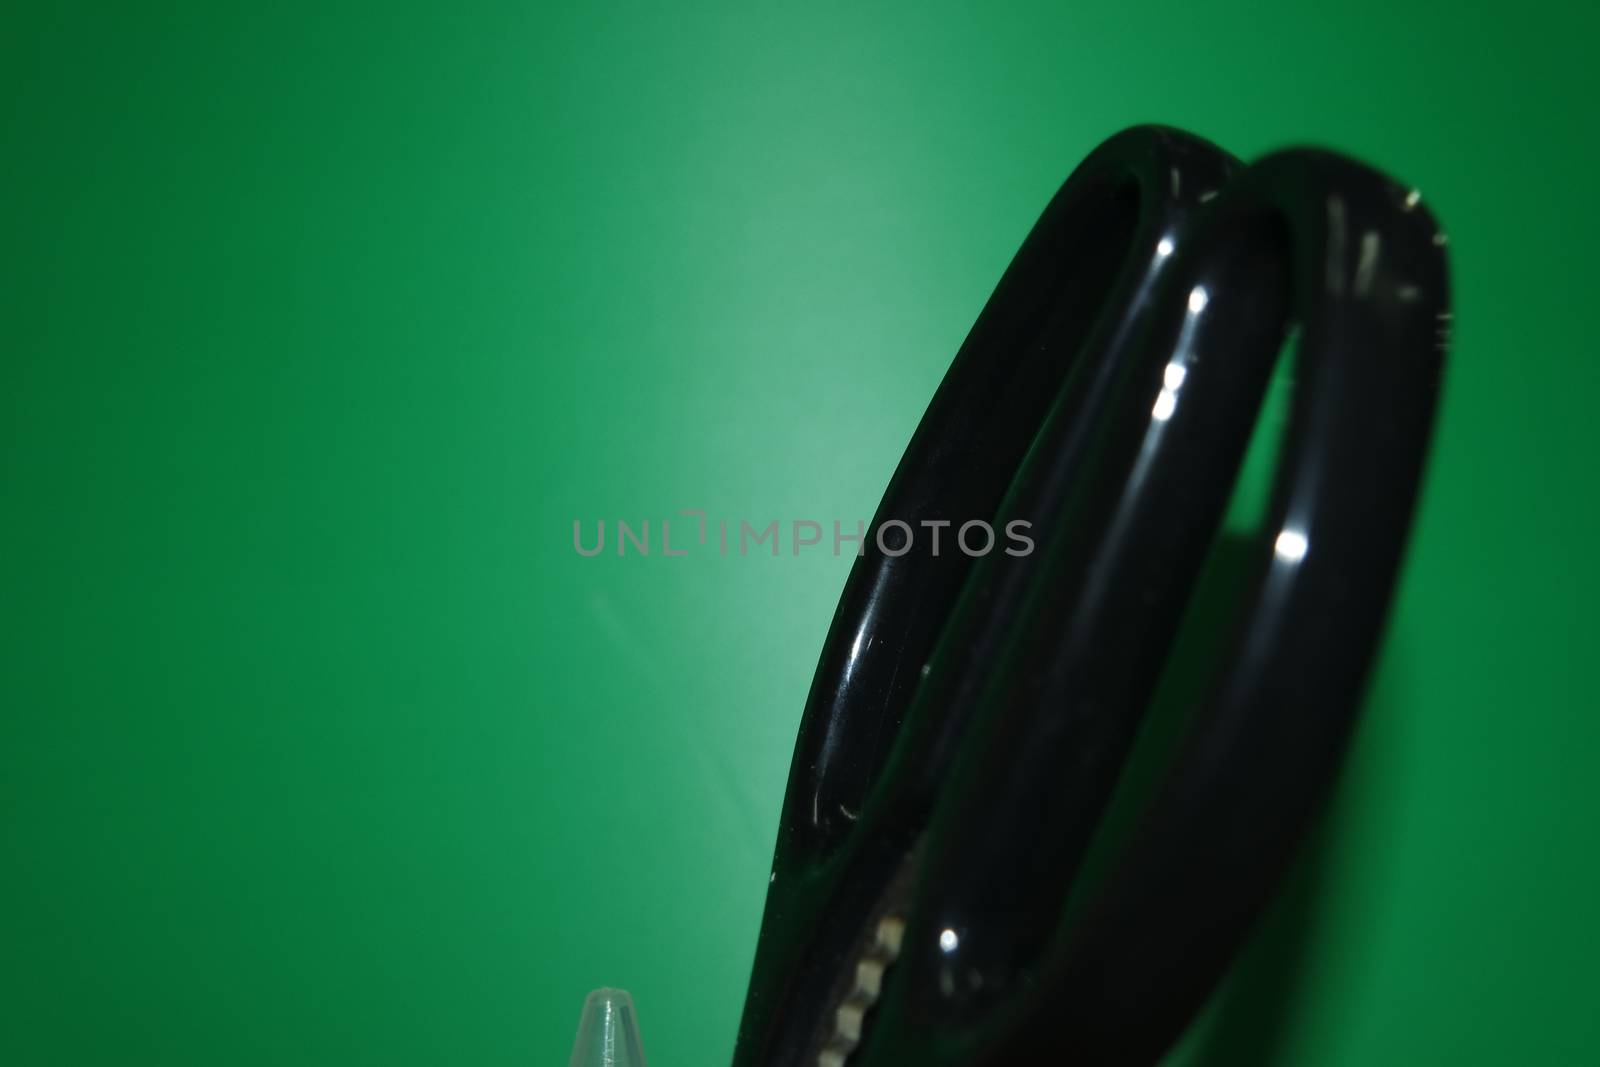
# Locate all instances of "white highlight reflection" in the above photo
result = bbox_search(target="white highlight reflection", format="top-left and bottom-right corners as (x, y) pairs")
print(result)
(939, 929), (960, 953)
(1274, 529), (1309, 563)
(1151, 389), (1177, 422)
(1153, 288), (1208, 423)
(1153, 361), (1188, 422)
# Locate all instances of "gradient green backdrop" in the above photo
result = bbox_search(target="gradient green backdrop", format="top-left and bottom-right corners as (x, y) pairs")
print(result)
(4, 3), (1596, 1064)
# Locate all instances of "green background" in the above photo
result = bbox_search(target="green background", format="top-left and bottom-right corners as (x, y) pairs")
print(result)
(3, 2), (1596, 1064)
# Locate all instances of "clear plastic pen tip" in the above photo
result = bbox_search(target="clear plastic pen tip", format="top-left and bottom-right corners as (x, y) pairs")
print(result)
(567, 988), (648, 1067)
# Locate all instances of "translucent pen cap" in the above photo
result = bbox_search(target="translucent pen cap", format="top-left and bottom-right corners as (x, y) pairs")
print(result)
(567, 988), (648, 1067)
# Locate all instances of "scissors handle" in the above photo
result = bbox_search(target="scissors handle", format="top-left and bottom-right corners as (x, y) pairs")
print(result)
(733, 126), (1448, 1067)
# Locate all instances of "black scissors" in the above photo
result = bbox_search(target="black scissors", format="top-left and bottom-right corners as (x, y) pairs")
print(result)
(731, 126), (1449, 1066)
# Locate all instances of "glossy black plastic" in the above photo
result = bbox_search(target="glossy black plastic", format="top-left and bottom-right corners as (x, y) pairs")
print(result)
(731, 126), (1448, 1067)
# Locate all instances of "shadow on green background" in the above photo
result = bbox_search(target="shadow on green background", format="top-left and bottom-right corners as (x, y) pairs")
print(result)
(4, 2), (1596, 1064)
